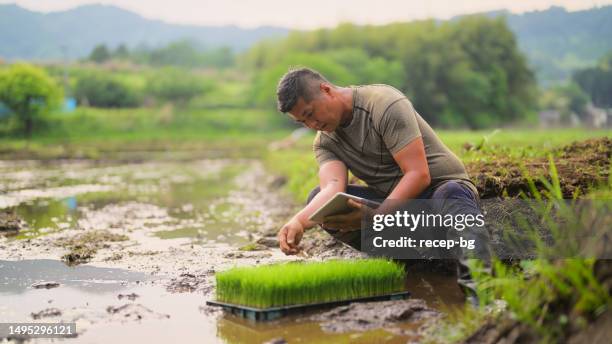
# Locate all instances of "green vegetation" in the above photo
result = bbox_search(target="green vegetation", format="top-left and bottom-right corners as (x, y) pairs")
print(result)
(87, 40), (236, 69)
(426, 160), (612, 343)
(539, 83), (589, 123)
(506, 6), (612, 85)
(215, 259), (405, 308)
(0, 63), (63, 137)
(266, 129), (611, 201)
(145, 67), (214, 106)
(245, 17), (537, 128)
(0, 104), (289, 160)
(573, 52), (612, 108)
(74, 72), (142, 108)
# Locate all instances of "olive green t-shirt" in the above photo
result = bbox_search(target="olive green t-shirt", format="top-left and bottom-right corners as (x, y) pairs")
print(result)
(313, 84), (476, 198)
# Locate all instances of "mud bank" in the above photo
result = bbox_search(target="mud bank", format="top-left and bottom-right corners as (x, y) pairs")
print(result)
(468, 137), (611, 198)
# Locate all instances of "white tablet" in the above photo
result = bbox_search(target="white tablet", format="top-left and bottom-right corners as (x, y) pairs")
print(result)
(308, 192), (381, 224)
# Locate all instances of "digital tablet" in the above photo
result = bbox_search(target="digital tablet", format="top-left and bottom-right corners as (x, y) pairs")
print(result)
(308, 192), (381, 224)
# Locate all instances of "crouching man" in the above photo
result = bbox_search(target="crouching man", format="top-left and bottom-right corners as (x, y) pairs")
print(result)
(275, 67), (491, 303)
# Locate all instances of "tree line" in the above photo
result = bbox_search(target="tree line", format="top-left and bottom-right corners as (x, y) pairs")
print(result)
(2, 15), (611, 137)
(243, 17), (538, 128)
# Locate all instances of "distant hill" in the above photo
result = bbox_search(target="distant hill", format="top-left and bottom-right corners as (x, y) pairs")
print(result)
(0, 4), (288, 60)
(1, 4), (611, 85)
(493, 6), (612, 86)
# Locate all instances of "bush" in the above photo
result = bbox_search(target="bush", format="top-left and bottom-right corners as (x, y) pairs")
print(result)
(74, 73), (142, 108)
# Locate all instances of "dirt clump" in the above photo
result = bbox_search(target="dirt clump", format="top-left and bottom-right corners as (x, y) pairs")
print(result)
(106, 304), (170, 321)
(117, 293), (140, 301)
(300, 227), (368, 259)
(467, 137), (611, 198)
(31, 308), (62, 320)
(311, 299), (441, 334)
(463, 316), (538, 344)
(57, 230), (129, 266)
(166, 273), (212, 294)
(0, 210), (24, 236)
(31, 281), (60, 289)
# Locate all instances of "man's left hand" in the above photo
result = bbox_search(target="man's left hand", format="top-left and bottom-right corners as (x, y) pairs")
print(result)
(322, 199), (372, 232)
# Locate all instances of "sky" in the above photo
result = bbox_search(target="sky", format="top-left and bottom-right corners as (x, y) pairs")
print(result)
(2, 0), (611, 29)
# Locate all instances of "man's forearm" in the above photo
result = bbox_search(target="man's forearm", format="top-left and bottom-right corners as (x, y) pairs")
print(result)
(292, 180), (345, 229)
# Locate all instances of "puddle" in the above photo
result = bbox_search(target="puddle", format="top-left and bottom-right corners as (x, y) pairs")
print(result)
(0, 259), (152, 326)
(0, 259), (150, 294)
(2, 159), (261, 245)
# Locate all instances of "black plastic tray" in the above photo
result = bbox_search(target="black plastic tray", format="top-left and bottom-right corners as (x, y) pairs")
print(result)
(206, 291), (411, 321)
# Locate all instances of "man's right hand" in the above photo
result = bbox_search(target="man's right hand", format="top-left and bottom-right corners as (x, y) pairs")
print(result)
(277, 218), (304, 255)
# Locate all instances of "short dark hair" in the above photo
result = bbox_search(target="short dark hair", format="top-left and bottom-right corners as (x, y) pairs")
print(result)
(276, 67), (331, 113)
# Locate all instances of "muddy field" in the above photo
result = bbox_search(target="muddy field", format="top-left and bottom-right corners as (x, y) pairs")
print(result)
(1, 137), (608, 343)
(0, 158), (462, 343)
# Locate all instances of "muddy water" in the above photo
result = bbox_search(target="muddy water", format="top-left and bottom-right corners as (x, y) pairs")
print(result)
(0, 159), (463, 343)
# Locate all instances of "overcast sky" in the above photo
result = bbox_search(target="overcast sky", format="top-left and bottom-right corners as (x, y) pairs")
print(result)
(2, 0), (611, 28)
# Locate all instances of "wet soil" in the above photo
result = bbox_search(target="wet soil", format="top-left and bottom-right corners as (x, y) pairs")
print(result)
(467, 137), (611, 198)
(0, 158), (448, 343)
(310, 299), (441, 334)
(0, 210), (24, 236)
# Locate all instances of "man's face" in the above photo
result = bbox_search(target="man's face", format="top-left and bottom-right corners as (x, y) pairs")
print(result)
(287, 85), (342, 133)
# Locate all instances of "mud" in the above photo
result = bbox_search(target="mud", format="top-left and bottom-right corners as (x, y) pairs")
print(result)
(4, 158), (440, 343)
(31, 281), (60, 289)
(0, 209), (24, 236)
(311, 299), (441, 334)
(58, 230), (129, 266)
(467, 137), (611, 198)
(31, 308), (62, 320)
(166, 273), (213, 293)
(117, 293), (139, 301)
(106, 304), (170, 321)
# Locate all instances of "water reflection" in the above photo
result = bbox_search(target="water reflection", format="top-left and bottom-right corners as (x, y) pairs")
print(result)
(0, 259), (149, 294)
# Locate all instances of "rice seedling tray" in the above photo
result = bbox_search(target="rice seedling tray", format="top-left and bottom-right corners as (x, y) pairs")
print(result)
(206, 290), (411, 321)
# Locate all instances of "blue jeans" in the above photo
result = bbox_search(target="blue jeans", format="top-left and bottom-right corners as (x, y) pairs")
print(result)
(307, 180), (492, 299)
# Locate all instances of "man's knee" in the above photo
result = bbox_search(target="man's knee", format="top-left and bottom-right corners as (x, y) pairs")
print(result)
(432, 181), (474, 201)
(306, 186), (321, 205)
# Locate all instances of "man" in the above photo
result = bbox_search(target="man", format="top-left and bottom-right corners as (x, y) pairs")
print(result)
(275, 67), (491, 302)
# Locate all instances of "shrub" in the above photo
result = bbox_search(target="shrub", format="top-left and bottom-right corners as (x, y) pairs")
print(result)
(74, 73), (141, 108)
(146, 68), (213, 105)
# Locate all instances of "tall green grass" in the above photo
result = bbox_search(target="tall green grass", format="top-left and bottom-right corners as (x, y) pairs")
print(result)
(215, 259), (405, 308)
(467, 159), (611, 341)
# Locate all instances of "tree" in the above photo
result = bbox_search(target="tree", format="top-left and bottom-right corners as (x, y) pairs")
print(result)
(573, 52), (612, 108)
(113, 44), (130, 59)
(243, 16), (537, 128)
(0, 63), (63, 137)
(89, 44), (111, 63)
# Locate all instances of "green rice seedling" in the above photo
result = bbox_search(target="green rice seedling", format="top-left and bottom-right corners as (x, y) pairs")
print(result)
(215, 259), (405, 308)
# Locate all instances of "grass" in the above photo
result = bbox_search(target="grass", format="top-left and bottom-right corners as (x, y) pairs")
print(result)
(456, 160), (612, 342)
(215, 259), (405, 308)
(0, 105), (293, 160)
